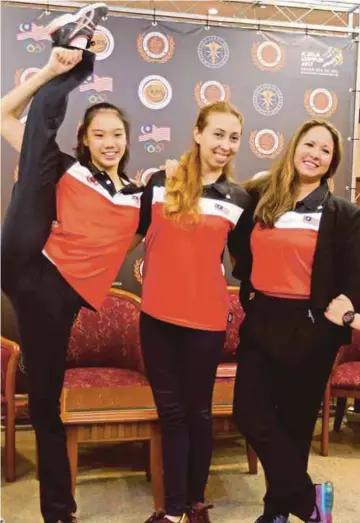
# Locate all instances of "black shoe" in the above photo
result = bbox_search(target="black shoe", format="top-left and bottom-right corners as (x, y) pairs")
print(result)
(254, 515), (290, 523)
(46, 2), (108, 49)
(143, 511), (166, 523)
(143, 512), (188, 523)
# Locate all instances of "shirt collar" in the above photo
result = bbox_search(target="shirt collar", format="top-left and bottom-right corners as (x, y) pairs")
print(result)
(86, 161), (130, 185)
(204, 174), (231, 197)
(295, 181), (329, 212)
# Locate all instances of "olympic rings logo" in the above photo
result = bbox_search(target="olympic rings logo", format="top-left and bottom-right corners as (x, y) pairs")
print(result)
(144, 142), (165, 153)
(88, 93), (107, 104)
(25, 42), (46, 53)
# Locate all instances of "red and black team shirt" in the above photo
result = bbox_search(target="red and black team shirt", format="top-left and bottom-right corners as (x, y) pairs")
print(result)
(43, 157), (143, 310)
(235, 182), (329, 301)
(137, 171), (250, 331)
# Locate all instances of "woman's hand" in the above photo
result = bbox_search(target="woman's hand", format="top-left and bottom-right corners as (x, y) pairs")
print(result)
(325, 294), (354, 326)
(44, 47), (83, 79)
(163, 159), (179, 179)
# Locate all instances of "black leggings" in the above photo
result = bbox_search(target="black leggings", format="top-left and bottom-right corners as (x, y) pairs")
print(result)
(1, 51), (94, 523)
(233, 292), (341, 521)
(140, 312), (225, 516)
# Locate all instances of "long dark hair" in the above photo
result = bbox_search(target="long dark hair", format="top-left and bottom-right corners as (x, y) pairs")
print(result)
(75, 102), (130, 174)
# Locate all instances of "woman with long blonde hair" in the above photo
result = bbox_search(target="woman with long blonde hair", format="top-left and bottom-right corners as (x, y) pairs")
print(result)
(230, 118), (360, 523)
(134, 101), (250, 523)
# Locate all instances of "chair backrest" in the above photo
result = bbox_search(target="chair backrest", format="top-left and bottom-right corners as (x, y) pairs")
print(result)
(352, 328), (360, 347)
(66, 289), (145, 374)
(223, 286), (245, 361)
(336, 328), (360, 366)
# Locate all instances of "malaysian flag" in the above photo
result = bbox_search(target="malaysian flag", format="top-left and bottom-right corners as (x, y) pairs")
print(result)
(79, 74), (113, 93)
(139, 125), (171, 143)
(17, 23), (51, 42)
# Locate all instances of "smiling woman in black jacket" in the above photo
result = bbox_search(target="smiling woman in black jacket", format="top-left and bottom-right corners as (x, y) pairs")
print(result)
(228, 118), (360, 523)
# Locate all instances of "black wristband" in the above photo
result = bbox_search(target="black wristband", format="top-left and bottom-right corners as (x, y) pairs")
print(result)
(342, 310), (355, 327)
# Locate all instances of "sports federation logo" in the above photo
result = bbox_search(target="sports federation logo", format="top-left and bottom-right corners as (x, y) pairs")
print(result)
(135, 167), (159, 186)
(139, 124), (171, 154)
(137, 32), (175, 63)
(249, 129), (284, 159)
(134, 257), (144, 284)
(253, 84), (283, 116)
(87, 175), (100, 186)
(301, 47), (343, 77)
(197, 35), (230, 69)
(90, 25), (114, 60)
(23, 42), (46, 53)
(138, 76), (172, 110)
(87, 93), (108, 104)
(252, 41), (285, 71)
(303, 215), (320, 228)
(194, 81), (231, 107)
(17, 22), (50, 43)
(80, 74), (113, 93)
(14, 67), (41, 86)
(304, 88), (338, 118)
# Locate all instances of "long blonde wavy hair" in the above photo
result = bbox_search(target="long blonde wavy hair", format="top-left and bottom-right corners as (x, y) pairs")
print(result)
(242, 119), (343, 227)
(164, 101), (244, 224)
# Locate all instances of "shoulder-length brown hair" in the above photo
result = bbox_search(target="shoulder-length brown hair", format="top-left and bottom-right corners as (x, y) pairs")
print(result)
(164, 101), (244, 224)
(242, 118), (343, 227)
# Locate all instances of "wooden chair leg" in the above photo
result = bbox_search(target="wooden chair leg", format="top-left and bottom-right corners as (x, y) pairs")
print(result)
(334, 397), (346, 433)
(246, 441), (258, 475)
(150, 422), (164, 511)
(143, 440), (151, 482)
(66, 425), (79, 496)
(5, 408), (16, 482)
(321, 381), (331, 457)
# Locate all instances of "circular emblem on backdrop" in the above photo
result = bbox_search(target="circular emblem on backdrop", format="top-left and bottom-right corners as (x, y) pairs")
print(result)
(194, 81), (231, 107)
(138, 75), (172, 110)
(252, 41), (285, 71)
(197, 35), (230, 69)
(90, 25), (114, 60)
(249, 129), (284, 159)
(137, 32), (175, 63)
(135, 167), (159, 186)
(134, 258), (144, 284)
(253, 83), (283, 116)
(304, 88), (338, 118)
(14, 67), (41, 86)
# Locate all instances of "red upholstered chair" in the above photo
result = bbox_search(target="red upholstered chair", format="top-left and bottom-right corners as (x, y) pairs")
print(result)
(1, 336), (20, 482)
(61, 289), (163, 508)
(321, 329), (360, 456)
(212, 286), (258, 474)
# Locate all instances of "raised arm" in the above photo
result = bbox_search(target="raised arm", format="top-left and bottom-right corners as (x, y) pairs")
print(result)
(0, 47), (83, 153)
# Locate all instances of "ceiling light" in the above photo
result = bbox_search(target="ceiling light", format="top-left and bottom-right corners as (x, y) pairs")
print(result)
(208, 8), (218, 15)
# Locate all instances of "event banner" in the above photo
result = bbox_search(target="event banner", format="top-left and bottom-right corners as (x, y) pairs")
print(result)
(1, 5), (357, 305)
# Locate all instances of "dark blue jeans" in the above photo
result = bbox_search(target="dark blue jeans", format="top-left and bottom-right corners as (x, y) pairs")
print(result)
(1, 51), (94, 523)
(233, 292), (340, 521)
(140, 312), (225, 516)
